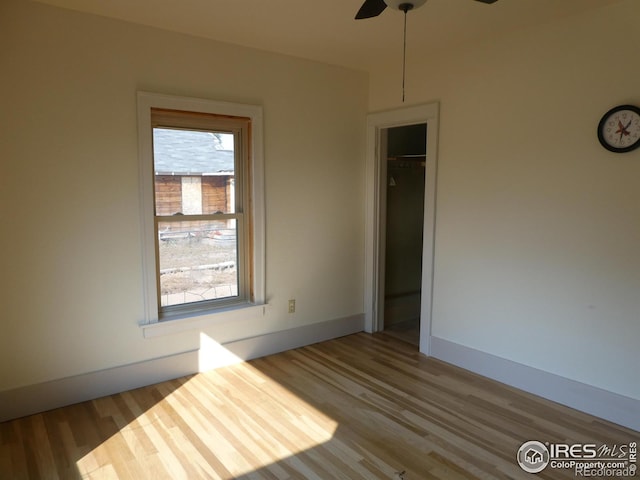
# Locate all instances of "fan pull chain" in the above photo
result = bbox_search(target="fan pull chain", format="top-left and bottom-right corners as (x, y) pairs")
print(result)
(403, 9), (407, 102)
(400, 4), (412, 102)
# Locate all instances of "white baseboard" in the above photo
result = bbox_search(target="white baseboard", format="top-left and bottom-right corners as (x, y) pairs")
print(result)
(0, 314), (364, 422)
(430, 336), (640, 432)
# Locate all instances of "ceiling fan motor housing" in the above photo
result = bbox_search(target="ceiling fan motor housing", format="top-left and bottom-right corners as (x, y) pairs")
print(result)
(384, 0), (427, 11)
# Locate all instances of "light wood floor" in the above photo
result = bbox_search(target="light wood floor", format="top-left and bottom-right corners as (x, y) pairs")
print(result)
(1, 333), (636, 479)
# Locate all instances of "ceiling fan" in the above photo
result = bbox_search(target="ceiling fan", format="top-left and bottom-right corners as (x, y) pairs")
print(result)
(355, 0), (498, 20)
(355, 0), (498, 102)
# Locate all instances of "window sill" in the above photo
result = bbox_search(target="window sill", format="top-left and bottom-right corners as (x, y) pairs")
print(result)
(140, 303), (269, 339)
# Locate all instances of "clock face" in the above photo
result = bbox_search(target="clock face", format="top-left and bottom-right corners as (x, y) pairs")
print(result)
(597, 105), (640, 153)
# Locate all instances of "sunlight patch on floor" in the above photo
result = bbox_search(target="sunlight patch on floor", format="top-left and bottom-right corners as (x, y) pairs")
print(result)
(76, 334), (338, 479)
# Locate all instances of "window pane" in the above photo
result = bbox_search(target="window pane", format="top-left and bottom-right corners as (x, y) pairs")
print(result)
(153, 128), (235, 215)
(158, 219), (238, 307)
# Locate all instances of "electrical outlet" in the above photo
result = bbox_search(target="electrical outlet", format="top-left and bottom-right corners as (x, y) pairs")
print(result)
(288, 299), (296, 314)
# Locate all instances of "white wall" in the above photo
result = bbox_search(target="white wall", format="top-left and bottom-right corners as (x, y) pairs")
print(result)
(0, 0), (367, 392)
(370, 0), (640, 400)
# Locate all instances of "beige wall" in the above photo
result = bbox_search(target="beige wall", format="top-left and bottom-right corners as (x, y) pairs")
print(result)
(0, 0), (367, 391)
(370, 0), (640, 399)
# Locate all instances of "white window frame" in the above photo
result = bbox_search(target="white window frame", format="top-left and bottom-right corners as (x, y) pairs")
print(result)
(137, 92), (265, 331)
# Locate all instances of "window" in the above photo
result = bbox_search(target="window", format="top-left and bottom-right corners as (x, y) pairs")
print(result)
(138, 93), (265, 324)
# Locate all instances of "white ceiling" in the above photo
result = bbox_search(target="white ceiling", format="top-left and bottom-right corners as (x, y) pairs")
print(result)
(33, 0), (620, 72)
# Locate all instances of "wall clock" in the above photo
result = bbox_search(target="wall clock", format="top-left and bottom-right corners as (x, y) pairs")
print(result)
(597, 104), (640, 153)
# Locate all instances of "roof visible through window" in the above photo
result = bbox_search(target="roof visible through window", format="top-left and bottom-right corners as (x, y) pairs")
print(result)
(153, 128), (234, 175)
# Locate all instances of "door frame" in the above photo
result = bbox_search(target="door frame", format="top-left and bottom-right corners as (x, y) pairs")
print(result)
(363, 102), (439, 356)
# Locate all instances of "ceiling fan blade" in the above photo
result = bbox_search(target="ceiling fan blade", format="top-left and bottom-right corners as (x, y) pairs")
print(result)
(355, 0), (387, 19)
(474, 0), (498, 3)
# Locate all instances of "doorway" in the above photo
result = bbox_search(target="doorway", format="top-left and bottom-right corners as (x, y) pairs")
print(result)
(363, 103), (439, 356)
(383, 124), (426, 346)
